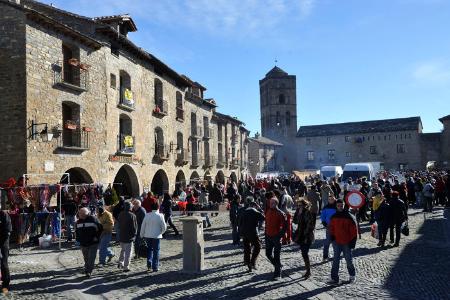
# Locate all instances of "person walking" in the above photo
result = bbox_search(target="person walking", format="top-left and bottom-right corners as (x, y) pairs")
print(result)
(117, 202), (137, 272)
(0, 202), (12, 294)
(306, 186), (320, 218)
(140, 202), (167, 272)
(112, 196), (125, 243)
(97, 206), (114, 265)
(320, 181), (334, 211)
(76, 207), (103, 278)
(292, 199), (316, 279)
(239, 200), (265, 272)
(265, 197), (288, 280)
(132, 200), (146, 258)
(230, 195), (242, 246)
(62, 198), (77, 242)
(328, 200), (358, 285)
(389, 191), (408, 247)
(320, 196), (337, 261)
(422, 179), (434, 212)
(161, 193), (179, 236)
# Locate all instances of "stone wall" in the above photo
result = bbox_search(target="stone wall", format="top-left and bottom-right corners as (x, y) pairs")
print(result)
(0, 3), (27, 182)
(297, 129), (422, 170)
(419, 133), (441, 169)
(440, 119), (450, 168)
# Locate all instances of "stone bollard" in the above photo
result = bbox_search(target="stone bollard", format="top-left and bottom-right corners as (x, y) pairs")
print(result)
(180, 216), (205, 273)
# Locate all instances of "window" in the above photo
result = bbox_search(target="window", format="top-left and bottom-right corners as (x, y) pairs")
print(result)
(345, 136), (350, 142)
(370, 145), (377, 154)
(176, 91), (183, 120)
(286, 111), (291, 126)
(119, 70), (133, 108)
(307, 151), (314, 161)
(327, 137), (331, 144)
(328, 149), (335, 160)
(154, 78), (163, 108)
(306, 138), (311, 145)
(346, 152), (351, 157)
(397, 144), (405, 153)
(110, 73), (116, 89)
(409, 133), (412, 139)
(279, 94), (285, 104)
(111, 43), (119, 57)
(62, 44), (80, 86)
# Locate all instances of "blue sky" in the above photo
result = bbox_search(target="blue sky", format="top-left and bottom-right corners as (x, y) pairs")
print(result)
(42, 0), (450, 134)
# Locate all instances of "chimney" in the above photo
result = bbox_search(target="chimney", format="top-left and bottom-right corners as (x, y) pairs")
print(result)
(255, 132), (260, 139)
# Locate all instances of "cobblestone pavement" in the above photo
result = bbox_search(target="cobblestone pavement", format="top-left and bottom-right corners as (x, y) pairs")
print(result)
(6, 207), (450, 300)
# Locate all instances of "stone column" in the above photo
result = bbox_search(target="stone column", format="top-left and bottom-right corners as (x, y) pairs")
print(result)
(180, 216), (205, 273)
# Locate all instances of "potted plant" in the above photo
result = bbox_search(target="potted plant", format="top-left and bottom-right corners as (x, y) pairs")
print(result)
(65, 120), (77, 130)
(83, 126), (92, 132)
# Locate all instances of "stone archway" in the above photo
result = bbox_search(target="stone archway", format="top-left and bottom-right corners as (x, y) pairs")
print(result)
(151, 169), (169, 196)
(204, 171), (211, 181)
(113, 164), (140, 198)
(230, 172), (237, 183)
(61, 167), (93, 184)
(175, 170), (186, 189)
(190, 171), (200, 185)
(215, 170), (225, 185)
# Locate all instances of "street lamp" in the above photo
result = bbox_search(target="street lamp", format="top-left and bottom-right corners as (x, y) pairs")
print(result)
(29, 121), (53, 142)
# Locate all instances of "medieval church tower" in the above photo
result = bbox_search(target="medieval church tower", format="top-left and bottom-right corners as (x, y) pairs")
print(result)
(259, 67), (298, 171)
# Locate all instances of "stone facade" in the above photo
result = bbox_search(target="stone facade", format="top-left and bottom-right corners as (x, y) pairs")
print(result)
(248, 134), (283, 177)
(0, 0), (249, 196)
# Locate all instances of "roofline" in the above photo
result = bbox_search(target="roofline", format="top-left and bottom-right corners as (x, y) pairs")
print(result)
(439, 115), (450, 123)
(248, 137), (283, 146)
(213, 112), (244, 125)
(296, 116), (422, 137)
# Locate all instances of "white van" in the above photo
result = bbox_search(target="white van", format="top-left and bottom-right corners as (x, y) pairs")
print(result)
(320, 166), (343, 180)
(342, 163), (375, 183)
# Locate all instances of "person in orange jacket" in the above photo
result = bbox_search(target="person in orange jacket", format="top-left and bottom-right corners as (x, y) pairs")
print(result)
(265, 197), (287, 280)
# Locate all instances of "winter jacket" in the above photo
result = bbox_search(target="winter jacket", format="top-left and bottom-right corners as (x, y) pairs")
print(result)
(320, 203), (337, 226)
(76, 215), (103, 247)
(328, 210), (358, 247)
(239, 207), (265, 238)
(140, 211), (167, 239)
(293, 209), (315, 245)
(265, 207), (287, 238)
(306, 190), (320, 215)
(98, 210), (114, 234)
(321, 184), (333, 206)
(389, 196), (407, 224)
(133, 206), (146, 235)
(0, 210), (12, 245)
(423, 183), (434, 198)
(112, 200), (125, 220)
(118, 211), (137, 243)
(161, 197), (173, 215)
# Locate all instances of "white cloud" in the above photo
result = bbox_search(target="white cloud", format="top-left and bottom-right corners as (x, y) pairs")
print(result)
(412, 60), (450, 86)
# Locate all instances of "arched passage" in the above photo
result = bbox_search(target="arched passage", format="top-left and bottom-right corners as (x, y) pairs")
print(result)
(215, 170), (225, 184)
(190, 171), (200, 185)
(61, 167), (93, 184)
(113, 164), (140, 198)
(175, 170), (186, 189)
(204, 171), (211, 181)
(151, 169), (169, 196)
(230, 172), (237, 183)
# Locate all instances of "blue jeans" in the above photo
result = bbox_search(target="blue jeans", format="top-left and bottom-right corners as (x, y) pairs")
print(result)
(65, 215), (76, 241)
(98, 233), (113, 264)
(323, 228), (332, 258)
(146, 238), (161, 271)
(331, 242), (355, 281)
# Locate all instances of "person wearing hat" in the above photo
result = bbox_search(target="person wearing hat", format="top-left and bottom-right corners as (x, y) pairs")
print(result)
(76, 207), (103, 278)
(328, 199), (357, 285)
(117, 201), (137, 272)
(97, 206), (114, 265)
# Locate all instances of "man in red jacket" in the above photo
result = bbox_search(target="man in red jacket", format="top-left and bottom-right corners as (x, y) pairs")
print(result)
(265, 197), (287, 280)
(328, 199), (357, 284)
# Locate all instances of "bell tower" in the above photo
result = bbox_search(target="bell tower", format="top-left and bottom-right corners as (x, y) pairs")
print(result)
(259, 66), (297, 171)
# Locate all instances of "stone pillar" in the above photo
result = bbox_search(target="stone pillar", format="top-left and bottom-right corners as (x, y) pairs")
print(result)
(180, 216), (204, 273)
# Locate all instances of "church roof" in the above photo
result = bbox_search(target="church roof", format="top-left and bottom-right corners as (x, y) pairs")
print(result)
(296, 116), (422, 137)
(265, 66), (288, 78)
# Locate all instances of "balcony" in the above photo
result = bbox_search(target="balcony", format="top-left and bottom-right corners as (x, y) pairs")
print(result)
(118, 87), (135, 111)
(230, 158), (240, 169)
(56, 129), (89, 152)
(153, 143), (170, 162)
(175, 149), (189, 166)
(204, 155), (215, 168)
(231, 134), (238, 145)
(190, 152), (200, 167)
(117, 134), (135, 155)
(190, 125), (203, 139)
(153, 100), (168, 117)
(53, 61), (88, 92)
(176, 107), (184, 121)
(203, 127), (214, 140)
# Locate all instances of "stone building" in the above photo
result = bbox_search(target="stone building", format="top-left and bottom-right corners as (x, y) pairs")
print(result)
(248, 133), (283, 177)
(254, 65), (450, 172)
(0, 0), (249, 196)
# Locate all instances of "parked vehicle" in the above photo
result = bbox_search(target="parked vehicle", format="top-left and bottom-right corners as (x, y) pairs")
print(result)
(320, 166), (343, 180)
(342, 163), (375, 183)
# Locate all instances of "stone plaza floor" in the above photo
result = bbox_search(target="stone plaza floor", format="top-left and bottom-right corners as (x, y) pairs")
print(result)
(6, 207), (450, 300)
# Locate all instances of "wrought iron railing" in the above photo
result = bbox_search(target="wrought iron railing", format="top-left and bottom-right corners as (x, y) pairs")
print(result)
(176, 107), (184, 120)
(154, 99), (168, 116)
(57, 129), (89, 149)
(53, 61), (89, 90)
(154, 143), (170, 160)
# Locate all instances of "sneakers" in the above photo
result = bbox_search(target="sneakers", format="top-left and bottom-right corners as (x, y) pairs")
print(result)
(349, 276), (356, 283)
(393, 243), (399, 247)
(107, 254), (115, 263)
(123, 268), (130, 273)
(85, 272), (91, 278)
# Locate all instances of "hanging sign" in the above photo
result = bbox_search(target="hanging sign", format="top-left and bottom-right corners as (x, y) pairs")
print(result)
(345, 191), (366, 209)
